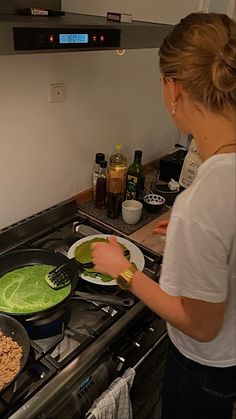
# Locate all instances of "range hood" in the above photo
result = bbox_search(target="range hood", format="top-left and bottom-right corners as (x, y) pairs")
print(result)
(0, 6), (173, 55)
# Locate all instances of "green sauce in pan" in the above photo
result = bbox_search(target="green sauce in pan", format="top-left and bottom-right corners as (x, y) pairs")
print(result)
(0, 265), (71, 314)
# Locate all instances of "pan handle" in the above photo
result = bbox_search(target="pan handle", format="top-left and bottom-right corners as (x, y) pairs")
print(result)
(72, 291), (134, 308)
(25, 305), (66, 323)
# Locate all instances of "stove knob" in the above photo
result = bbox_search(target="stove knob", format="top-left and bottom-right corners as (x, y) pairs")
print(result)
(133, 341), (141, 348)
(117, 356), (125, 372)
(73, 222), (80, 232)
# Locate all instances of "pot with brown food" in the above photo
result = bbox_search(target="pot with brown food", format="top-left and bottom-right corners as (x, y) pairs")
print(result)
(0, 314), (30, 392)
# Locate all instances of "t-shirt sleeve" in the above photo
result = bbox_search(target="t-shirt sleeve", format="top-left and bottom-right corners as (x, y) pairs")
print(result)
(159, 215), (229, 302)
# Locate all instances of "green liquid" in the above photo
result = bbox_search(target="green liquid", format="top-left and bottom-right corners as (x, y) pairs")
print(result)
(0, 265), (71, 314)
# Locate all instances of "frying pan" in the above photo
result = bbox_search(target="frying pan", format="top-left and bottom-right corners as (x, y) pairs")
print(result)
(0, 249), (134, 323)
(0, 249), (76, 322)
(0, 313), (30, 392)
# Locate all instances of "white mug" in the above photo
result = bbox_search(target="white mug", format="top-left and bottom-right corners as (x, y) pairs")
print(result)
(122, 200), (143, 225)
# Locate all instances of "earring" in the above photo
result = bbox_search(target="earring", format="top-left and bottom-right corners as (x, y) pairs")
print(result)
(171, 100), (178, 117)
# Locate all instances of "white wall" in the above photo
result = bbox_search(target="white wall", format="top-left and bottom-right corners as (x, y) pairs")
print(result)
(63, 0), (199, 23)
(198, 0), (236, 16)
(0, 0), (200, 229)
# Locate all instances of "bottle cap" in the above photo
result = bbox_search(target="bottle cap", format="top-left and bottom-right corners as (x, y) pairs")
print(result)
(100, 160), (107, 168)
(135, 150), (142, 157)
(115, 144), (122, 150)
(95, 153), (105, 164)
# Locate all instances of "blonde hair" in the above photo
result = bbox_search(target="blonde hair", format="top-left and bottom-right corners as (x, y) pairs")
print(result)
(159, 13), (236, 112)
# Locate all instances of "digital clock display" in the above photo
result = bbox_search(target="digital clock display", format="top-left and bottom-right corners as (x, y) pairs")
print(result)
(59, 34), (89, 44)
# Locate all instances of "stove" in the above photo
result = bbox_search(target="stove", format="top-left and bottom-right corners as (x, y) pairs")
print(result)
(0, 199), (168, 419)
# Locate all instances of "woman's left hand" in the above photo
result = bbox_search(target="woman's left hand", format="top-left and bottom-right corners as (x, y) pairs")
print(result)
(91, 236), (131, 278)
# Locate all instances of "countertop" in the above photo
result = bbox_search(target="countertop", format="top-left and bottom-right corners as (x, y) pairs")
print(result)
(77, 167), (172, 255)
(79, 200), (169, 236)
(78, 201), (171, 255)
(130, 209), (171, 255)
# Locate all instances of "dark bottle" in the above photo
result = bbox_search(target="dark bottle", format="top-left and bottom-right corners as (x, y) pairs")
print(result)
(107, 178), (122, 219)
(95, 160), (107, 209)
(92, 152), (105, 201)
(126, 150), (145, 200)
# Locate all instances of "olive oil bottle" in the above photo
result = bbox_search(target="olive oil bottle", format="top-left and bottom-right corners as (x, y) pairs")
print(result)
(126, 150), (145, 200)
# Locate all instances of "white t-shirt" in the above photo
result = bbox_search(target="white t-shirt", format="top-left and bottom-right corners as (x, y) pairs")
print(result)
(160, 153), (236, 367)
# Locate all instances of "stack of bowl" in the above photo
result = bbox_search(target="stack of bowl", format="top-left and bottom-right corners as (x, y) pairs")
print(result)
(143, 194), (166, 213)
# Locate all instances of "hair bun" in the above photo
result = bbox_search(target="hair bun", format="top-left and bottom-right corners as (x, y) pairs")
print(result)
(212, 38), (236, 92)
(159, 13), (236, 112)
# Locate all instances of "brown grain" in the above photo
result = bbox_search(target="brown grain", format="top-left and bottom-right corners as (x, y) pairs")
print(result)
(0, 330), (22, 391)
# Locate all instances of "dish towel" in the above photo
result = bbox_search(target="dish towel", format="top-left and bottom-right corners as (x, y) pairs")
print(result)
(85, 367), (136, 419)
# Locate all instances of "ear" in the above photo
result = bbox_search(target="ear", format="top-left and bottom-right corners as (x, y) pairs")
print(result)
(166, 78), (183, 102)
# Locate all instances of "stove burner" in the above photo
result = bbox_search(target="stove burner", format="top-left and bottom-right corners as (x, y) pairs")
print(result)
(0, 356), (57, 417)
(63, 234), (82, 250)
(25, 316), (65, 340)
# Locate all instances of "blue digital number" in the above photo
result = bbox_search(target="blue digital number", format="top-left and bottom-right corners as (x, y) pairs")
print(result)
(59, 34), (89, 44)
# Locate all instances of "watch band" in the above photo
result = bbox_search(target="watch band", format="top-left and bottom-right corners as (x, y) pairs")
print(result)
(116, 265), (137, 289)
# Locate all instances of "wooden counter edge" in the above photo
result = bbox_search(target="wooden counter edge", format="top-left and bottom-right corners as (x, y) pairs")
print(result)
(74, 188), (93, 204)
(130, 208), (171, 255)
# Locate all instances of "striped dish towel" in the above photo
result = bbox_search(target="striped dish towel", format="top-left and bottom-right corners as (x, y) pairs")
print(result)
(85, 368), (135, 419)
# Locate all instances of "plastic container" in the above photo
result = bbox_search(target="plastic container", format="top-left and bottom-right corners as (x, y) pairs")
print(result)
(179, 139), (202, 189)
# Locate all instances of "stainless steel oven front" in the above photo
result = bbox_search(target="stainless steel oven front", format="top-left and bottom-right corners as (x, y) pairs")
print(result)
(24, 307), (169, 419)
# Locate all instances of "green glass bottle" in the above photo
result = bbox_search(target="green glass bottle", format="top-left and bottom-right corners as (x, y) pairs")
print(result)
(126, 150), (145, 200)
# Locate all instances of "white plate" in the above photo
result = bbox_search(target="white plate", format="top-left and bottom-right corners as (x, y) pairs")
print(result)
(67, 234), (145, 286)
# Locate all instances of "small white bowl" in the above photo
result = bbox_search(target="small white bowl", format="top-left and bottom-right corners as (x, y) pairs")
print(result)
(122, 200), (143, 224)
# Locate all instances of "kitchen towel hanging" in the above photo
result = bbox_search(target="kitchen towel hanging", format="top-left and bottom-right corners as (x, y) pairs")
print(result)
(85, 368), (136, 419)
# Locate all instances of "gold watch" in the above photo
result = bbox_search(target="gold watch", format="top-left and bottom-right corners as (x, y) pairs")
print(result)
(116, 265), (137, 289)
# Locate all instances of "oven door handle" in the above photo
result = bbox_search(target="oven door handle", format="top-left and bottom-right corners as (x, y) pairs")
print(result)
(133, 332), (168, 370)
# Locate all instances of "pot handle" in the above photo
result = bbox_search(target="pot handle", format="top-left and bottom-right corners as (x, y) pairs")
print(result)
(72, 291), (134, 308)
(25, 305), (66, 323)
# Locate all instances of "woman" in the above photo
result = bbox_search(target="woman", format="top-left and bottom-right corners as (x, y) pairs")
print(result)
(92, 13), (236, 419)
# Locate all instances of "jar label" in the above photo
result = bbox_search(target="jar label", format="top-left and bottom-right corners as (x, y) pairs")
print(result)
(108, 167), (127, 193)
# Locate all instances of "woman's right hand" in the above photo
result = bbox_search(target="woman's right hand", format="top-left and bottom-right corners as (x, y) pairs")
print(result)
(153, 220), (169, 236)
(91, 236), (131, 279)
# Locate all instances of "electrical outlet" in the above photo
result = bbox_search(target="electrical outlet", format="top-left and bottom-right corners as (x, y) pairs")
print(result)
(49, 83), (66, 103)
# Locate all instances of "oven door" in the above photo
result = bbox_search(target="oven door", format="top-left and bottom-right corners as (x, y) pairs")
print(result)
(111, 311), (169, 419)
(21, 313), (169, 419)
(47, 332), (169, 419)
(131, 332), (169, 419)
